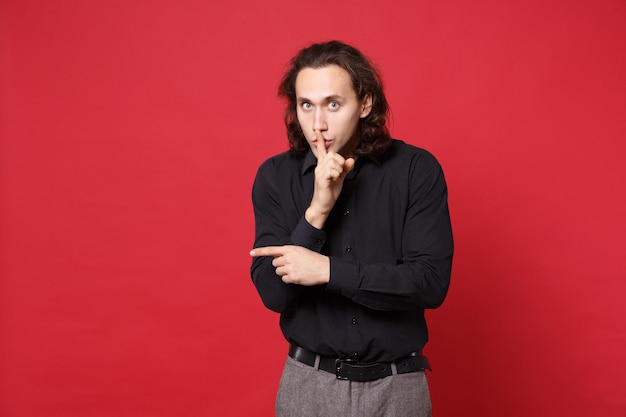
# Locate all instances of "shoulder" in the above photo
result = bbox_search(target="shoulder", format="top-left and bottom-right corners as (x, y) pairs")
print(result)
(256, 150), (306, 175)
(383, 139), (443, 171)
(253, 150), (310, 196)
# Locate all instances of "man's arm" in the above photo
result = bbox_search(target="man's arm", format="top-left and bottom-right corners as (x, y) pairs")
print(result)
(252, 140), (452, 313)
(250, 158), (310, 313)
(251, 130), (355, 311)
(327, 158), (453, 311)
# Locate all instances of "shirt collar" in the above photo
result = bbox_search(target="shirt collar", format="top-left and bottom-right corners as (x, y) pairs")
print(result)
(300, 149), (381, 176)
(301, 151), (317, 176)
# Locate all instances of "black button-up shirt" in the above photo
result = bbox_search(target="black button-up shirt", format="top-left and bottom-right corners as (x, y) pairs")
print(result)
(251, 139), (453, 362)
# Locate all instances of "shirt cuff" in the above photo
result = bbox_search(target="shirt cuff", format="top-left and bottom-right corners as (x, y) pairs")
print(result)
(291, 217), (326, 252)
(326, 257), (359, 295)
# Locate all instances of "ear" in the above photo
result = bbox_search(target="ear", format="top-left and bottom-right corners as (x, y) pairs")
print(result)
(360, 94), (373, 118)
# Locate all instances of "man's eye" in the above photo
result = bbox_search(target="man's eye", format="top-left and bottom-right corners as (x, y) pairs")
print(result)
(302, 103), (312, 110)
(328, 101), (340, 110)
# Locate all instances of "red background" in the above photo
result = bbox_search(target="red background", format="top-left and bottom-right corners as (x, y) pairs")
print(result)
(1, 0), (625, 416)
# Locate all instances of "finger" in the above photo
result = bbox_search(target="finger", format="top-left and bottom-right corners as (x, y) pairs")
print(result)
(315, 130), (327, 157)
(343, 158), (355, 175)
(250, 246), (284, 257)
(271, 257), (285, 268)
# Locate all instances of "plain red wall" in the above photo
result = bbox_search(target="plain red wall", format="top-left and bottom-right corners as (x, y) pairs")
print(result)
(1, 0), (625, 416)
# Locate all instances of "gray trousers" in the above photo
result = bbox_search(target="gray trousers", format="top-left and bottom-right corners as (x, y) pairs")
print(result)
(276, 356), (432, 417)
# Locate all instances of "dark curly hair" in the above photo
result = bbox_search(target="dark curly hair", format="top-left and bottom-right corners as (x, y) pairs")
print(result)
(278, 41), (391, 156)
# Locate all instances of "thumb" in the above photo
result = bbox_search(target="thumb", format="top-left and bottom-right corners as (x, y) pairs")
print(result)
(343, 158), (355, 174)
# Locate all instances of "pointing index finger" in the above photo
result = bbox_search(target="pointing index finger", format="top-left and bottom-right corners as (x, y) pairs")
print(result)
(249, 246), (284, 257)
(315, 130), (327, 157)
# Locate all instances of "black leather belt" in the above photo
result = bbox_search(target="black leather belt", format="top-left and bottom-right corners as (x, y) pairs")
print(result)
(288, 344), (431, 382)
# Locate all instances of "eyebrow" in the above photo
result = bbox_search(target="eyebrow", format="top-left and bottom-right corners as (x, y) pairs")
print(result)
(297, 95), (346, 104)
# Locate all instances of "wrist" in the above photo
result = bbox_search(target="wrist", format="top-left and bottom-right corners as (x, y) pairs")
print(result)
(321, 255), (330, 284)
(305, 206), (328, 229)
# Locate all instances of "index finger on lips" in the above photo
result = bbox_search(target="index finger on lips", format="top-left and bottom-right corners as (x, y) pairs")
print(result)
(315, 130), (326, 157)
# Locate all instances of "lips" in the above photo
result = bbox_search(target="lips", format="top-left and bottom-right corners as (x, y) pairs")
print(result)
(314, 139), (332, 148)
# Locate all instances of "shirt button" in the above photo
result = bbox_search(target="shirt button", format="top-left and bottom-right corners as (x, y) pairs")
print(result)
(343, 210), (350, 216)
(346, 246), (352, 252)
(351, 318), (357, 325)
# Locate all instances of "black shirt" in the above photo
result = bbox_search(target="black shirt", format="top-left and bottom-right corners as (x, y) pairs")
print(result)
(251, 139), (453, 362)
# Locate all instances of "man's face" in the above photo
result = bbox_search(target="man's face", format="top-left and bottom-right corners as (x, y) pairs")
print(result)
(295, 65), (372, 158)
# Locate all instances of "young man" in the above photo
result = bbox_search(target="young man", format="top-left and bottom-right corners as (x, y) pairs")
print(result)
(250, 41), (453, 417)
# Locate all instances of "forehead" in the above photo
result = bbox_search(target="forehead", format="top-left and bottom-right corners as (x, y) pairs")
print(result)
(295, 65), (356, 100)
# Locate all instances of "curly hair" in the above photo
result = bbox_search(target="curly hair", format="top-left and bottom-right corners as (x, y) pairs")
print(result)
(278, 41), (391, 156)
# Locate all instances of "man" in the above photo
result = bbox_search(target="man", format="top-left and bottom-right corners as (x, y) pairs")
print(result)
(249, 40), (453, 417)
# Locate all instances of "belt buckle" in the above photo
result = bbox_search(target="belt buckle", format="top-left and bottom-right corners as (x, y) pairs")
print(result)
(334, 358), (355, 380)
(335, 359), (392, 381)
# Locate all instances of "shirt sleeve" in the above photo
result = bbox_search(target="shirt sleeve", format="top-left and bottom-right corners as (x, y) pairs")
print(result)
(326, 154), (454, 312)
(250, 159), (325, 313)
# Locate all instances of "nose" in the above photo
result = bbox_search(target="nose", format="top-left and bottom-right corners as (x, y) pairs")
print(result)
(312, 108), (327, 132)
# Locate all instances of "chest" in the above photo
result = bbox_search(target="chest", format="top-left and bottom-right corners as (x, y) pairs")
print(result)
(284, 167), (412, 261)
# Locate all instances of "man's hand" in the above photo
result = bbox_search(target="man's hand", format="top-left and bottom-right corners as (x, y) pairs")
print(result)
(306, 130), (355, 229)
(250, 245), (330, 286)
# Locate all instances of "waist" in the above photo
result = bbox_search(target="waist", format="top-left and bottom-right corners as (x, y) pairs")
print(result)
(288, 344), (431, 382)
